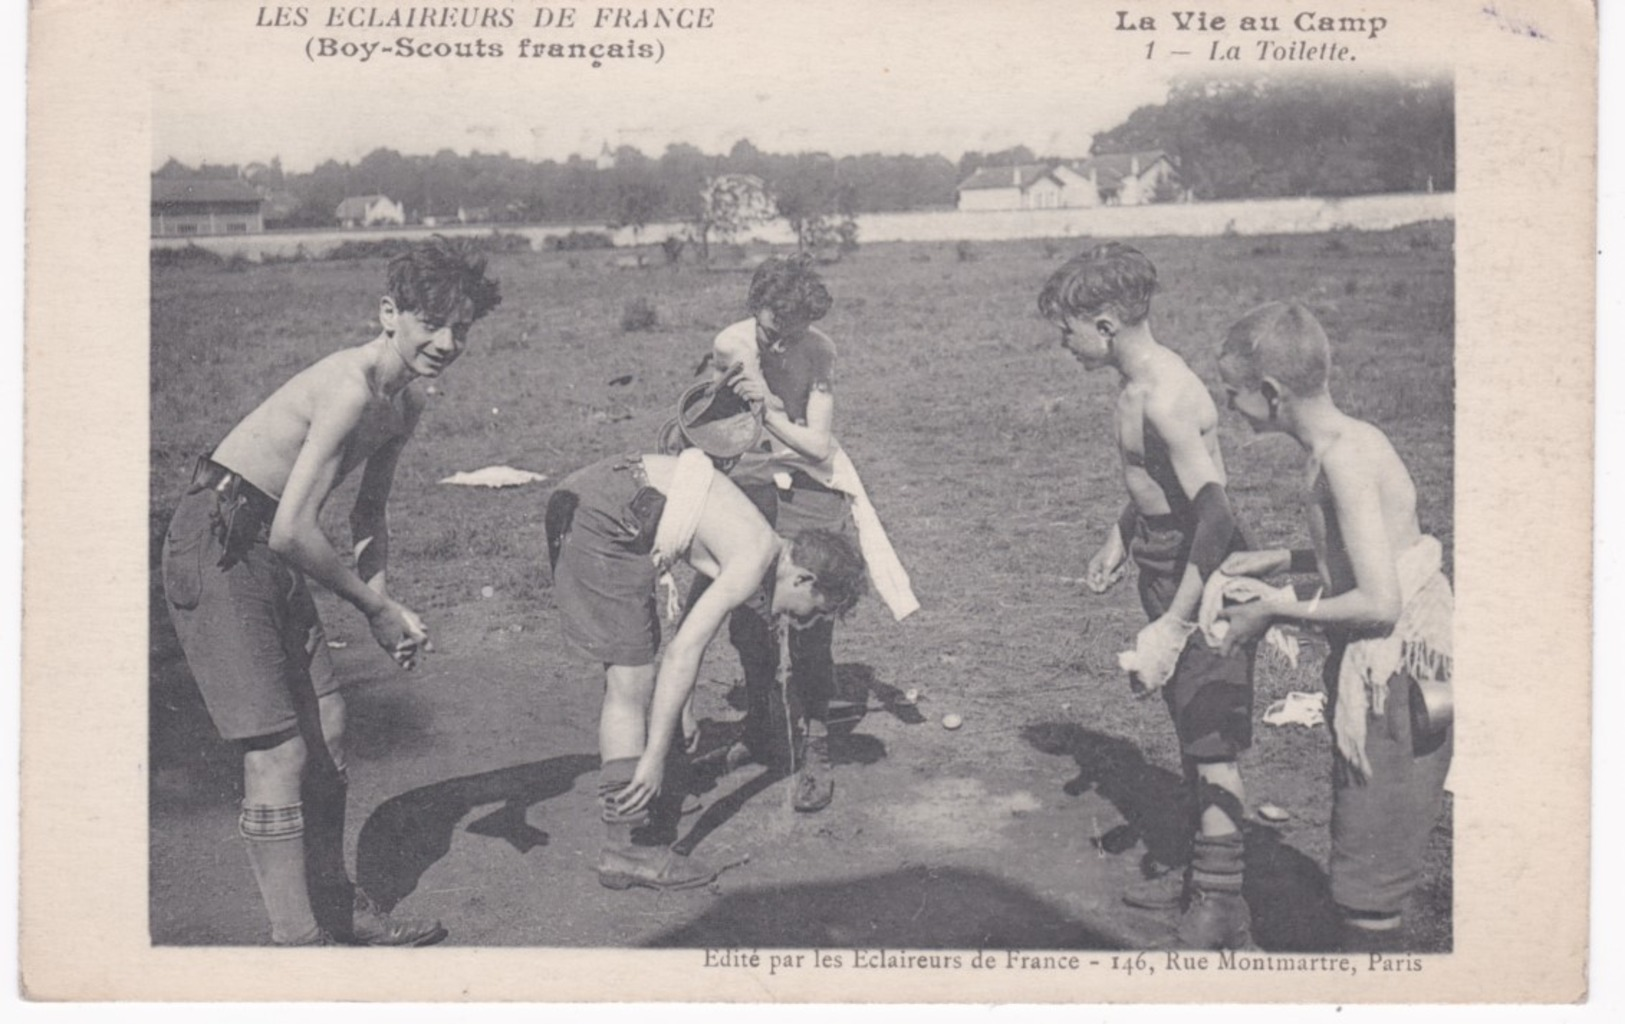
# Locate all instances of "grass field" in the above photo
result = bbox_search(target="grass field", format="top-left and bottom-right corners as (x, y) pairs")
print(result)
(150, 224), (1454, 950)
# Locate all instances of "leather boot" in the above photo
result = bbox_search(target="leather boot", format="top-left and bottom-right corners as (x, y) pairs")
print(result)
(1175, 833), (1253, 949)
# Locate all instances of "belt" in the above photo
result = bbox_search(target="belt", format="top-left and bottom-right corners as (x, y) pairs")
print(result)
(191, 456), (279, 554)
(193, 458), (277, 509)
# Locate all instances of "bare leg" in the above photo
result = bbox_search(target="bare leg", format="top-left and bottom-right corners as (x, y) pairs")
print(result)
(600, 663), (655, 761)
(1195, 760), (1245, 836)
(595, 663), (716, 891)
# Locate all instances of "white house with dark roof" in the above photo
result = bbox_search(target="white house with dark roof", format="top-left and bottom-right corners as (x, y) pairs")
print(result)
(151, 178), (266, 236)
(1070, 151), (1180, 206)
(335, 194), (406, 228)
(957, 151), (1180, 212)
(958, 164), (1069, 211)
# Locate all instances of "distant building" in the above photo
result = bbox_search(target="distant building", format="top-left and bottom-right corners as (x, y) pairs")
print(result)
(956, 151), (1181, 211)
(457, 205), (492, 224)
(335, 194), (406, 228)
(595, 142), (617, 171)
(1069, 151), (1180, 206)
(151, 178), (265, 236)
(957, 164), (1074, 212)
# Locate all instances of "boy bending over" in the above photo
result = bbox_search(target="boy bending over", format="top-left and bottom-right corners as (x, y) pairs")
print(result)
(1214, 302), (1452, 952)
(545, 445), (866, 889)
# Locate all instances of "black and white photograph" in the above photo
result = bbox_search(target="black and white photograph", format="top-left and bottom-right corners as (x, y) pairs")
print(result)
(22, 0), (1596, 1004)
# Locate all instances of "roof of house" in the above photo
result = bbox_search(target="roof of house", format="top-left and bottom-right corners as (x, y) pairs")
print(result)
(335, 194), (394, 218)
(151, 178), (263, 205)
(1071, 150), (1173, 189)
(957, 164), (1063, 192)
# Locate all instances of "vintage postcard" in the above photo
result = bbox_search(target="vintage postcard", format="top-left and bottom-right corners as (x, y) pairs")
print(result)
(21, 0), (1595, 1003)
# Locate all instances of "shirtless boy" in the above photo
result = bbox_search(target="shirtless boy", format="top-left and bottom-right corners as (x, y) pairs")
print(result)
(1039, 242), (1256, 949)
(545, 446), (866, 889)
(1213, 301), (1453, 953)
(160, 237), (501, 945)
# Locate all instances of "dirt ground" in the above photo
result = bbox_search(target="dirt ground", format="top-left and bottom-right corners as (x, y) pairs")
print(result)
(148, 229), (1453, 952)
(150, 591), (1450, 952)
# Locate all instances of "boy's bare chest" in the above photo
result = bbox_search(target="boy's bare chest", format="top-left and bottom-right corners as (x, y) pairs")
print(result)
(338, 394), (410, 471)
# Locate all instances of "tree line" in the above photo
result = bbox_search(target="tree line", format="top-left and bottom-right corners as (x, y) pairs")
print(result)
(1093, 73), (1453, 200)
(154, 73), (1453, 234)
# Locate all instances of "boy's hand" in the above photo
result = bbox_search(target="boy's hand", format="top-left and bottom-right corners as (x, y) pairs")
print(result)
(1220, 548), (1291, 579)
(614, 751), (667, 816)
(1117, 615), (1195, 696)
(367, 599), (432, 670)
(1217, 600), (1274, 658)
(1086, 535), (1128, 593)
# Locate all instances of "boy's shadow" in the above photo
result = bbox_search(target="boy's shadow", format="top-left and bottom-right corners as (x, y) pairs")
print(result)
(355, 754), (599, 912)
(1021, 721), (1341, 951)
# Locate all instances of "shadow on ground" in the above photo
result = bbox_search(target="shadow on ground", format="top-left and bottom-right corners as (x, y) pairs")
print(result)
(1021, 721), (1343, 951)
(645, 864), (1124, 950)
(357, 754), (599, 911)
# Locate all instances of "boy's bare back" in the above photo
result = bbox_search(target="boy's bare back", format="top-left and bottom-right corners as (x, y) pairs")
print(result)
(1117, 347), (1228, 518)
(1308, 418), (1422, 597)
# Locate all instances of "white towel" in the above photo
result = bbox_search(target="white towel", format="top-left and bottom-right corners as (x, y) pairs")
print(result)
(650, 448), (713, 621)
(1336, 536), (1453, 782)
(1198, 571), (1301, 668)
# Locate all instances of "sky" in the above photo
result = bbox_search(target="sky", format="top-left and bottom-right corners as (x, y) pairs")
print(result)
(149, 0), (1178, 171)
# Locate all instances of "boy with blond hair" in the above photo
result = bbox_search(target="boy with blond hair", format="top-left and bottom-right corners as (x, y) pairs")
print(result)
(1213, 301), (1452, 952)
(1038, 242), (1256, 949)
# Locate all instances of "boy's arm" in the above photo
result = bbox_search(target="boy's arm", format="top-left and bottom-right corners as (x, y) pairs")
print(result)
(617, 527), (777, 813)
(1146, 396), (1232, 623)
(761, 384), (835, 462)
(1220, 446), (1401, 652)
(269, 378), (426, 664)
(348, 392), (422, 595)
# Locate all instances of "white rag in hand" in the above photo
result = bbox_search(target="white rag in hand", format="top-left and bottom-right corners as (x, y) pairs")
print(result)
(1198, 571), (1301, 668)
(1117, 617), (1196, 694)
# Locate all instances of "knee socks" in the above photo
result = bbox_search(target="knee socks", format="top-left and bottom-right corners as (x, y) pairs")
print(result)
(239, 802), (320, 945)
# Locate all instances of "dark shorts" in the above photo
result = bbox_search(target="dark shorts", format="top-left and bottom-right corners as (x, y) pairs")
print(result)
(1325, 642), (1453, 914)
(545, 457), (667, 667)
(1130, 514), (1255, 761)
(735, 471), (854, 543)
(161, 486), (339, 742)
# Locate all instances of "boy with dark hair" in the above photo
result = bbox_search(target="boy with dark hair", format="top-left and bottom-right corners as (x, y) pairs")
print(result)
(1038, 242), (1257, 949)
(706, 253), (918, 812)
(1213, 301), (1453, 953)
(545, 444), (866, 889)
(160, 236), (501, 945)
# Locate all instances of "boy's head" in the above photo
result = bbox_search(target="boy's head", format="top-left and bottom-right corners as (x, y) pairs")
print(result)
(1037, 242), (1158, 369)
(1217, 301), (1331, 428)
(747, 253), (832, 339)
(772, 528), (867, 625)
(384, 235), (503, 325)
(380, 236), (503, 377)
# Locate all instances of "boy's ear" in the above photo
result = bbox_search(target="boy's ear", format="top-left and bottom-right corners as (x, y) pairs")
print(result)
(379, 296), (400, 335)
(1093, 313), (1119, 340)
(1261, 377), (1284, 416)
